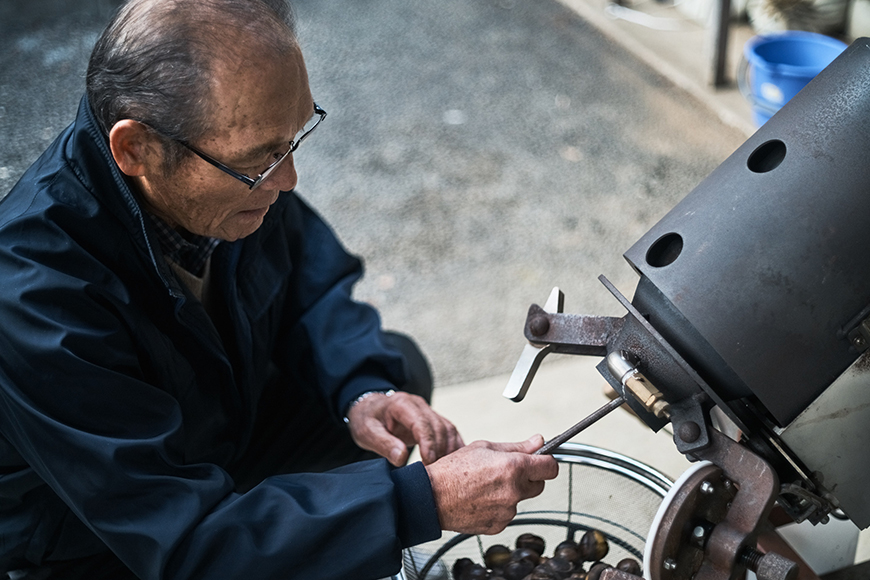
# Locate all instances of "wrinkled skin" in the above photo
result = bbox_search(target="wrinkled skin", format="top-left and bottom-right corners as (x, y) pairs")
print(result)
(347, 391), (464, 466)
(425, 436), (559, 534)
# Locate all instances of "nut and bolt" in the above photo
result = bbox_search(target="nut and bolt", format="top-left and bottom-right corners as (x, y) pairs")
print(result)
(663, 558), (678, 571)
(700, 480), (715, 495)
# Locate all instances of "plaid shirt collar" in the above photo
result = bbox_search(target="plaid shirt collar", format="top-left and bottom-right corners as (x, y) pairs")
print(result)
(146, 213), (221, 277)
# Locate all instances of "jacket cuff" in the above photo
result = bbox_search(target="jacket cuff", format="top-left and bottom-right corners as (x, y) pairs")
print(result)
(390, 462), (442, 548)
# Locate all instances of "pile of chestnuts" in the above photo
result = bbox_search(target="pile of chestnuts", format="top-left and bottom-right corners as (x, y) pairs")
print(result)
(450, 530), (641, 580)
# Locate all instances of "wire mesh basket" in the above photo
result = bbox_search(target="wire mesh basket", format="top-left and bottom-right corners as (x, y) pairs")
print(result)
(398, 442), (672, 580)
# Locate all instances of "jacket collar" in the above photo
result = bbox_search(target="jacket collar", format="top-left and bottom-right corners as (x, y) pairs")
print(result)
(69, 96), (186, 298)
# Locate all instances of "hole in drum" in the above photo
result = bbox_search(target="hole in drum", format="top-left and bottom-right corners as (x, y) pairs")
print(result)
(646, 233), (683, 268)
(747, 139), (786, 173)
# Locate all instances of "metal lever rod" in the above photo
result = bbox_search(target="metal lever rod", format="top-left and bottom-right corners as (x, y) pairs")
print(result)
(534, 395), (626, 455)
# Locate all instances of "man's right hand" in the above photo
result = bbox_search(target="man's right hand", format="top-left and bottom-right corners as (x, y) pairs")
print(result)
(424, 435), (559, 535)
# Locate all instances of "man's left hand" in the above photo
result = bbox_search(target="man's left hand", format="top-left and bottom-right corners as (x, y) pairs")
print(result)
(346, 391), (464, 466)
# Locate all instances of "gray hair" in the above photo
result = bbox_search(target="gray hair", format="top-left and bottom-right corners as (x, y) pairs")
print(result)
(86, 0), (298, 174)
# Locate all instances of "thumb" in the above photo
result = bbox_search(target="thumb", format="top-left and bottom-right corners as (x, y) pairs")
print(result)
(485, 434), (547, 454)
(521, 434), (546, 453)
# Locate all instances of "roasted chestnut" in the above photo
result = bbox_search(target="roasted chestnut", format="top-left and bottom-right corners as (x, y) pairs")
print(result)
(585, 563), (610, 580)
(578, 530), (609, 562)
(485, 544), (513, 570)
(516, 533), (546, 556)
(553, 541), (581, 566)
(502, 558), (535, 580)
(453, 557), (475, 580)
(616, 558), (641, 576)
(542, 556), (574, 579)
(527, 568), (559, 580)
(462, 563), (490, 580)
(453, 529), (621, 580)
(511, 548), (541, 566)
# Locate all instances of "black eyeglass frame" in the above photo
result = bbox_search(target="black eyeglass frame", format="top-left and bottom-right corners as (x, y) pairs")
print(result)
(172, 102), (326, 190)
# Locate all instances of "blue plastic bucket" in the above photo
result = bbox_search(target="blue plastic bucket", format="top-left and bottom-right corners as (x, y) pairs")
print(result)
(741, 31), (847, 127)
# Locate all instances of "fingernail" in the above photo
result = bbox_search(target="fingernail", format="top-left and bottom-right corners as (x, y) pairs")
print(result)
(391, 448), (403, 464)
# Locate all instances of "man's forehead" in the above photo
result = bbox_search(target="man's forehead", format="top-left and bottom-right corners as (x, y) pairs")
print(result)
(205, 47), (312, 155)
(213, 94), (313, 163)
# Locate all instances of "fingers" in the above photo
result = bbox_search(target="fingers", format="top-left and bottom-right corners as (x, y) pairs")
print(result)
(426, 437), (559, 535)
(345, 390), (465, 466)
(413, 414), (461, 464)
(346, 393), (410, 465)
(358, 416), (410, 466)
(384, 392), (464, 464)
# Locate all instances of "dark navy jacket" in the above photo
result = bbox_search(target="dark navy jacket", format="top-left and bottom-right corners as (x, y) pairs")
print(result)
(0, 97), (440, 579)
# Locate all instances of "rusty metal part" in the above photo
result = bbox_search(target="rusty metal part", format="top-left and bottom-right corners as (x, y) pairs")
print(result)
(647, 462), (735, 579)
(522, 303), (624, 356)
(601, 567), (642, 580)
(739, 547), (799, 580)
(534, 396), (626, 455)
(647, 429), (789, 580)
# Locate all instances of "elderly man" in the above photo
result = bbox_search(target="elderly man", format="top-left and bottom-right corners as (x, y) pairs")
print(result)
(0, 0), (558, 579)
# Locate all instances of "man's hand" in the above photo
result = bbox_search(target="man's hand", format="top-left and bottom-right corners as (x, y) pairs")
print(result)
(346, 391), (464, 466)
(424, 435), (558, 535)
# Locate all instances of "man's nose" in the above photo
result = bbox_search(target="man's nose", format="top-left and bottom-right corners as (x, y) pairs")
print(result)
(263, 153), (298, 191)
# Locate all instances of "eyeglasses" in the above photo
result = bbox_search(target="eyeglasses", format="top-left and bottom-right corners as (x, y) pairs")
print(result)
(174, 102), (326, 190)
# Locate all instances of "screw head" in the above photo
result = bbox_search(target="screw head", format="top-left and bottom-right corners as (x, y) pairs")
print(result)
(700, 480), (715, 495)
(663, 558), (678, 571)
(692, 525), (706, 540)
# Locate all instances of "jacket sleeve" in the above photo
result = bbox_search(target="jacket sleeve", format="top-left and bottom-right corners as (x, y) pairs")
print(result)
(270, 193), (411, 421)
(0, 203), (438, 580)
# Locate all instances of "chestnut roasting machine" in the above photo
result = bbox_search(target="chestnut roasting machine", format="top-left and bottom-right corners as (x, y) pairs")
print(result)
(503, 39), (870, 580)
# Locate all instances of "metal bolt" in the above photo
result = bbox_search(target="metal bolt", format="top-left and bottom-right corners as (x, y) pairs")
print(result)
(738, 548), (799, 580)
(678, 421), (702, 443)
(854, 335), (867, 348)
(692, 525), (706, 540)
(700, 480), (715, 495)
(529, 315), (550, 337)
(663, 558), (678, 571)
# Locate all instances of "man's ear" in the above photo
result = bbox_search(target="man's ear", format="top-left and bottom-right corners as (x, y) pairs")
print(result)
(109, 120), (161, 177)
